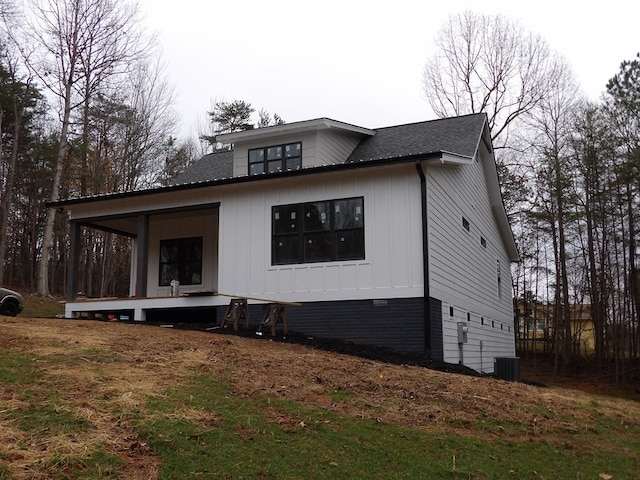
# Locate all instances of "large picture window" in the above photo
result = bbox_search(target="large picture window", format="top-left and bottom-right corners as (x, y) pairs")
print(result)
(159, 237), (203, 286)
(249, 142), (301, 175)
(272, 197), (364, 265)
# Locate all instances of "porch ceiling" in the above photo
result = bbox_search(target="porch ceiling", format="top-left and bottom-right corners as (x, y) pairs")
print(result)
(82, 216), (139, 237)
(74, 203), (220, 238)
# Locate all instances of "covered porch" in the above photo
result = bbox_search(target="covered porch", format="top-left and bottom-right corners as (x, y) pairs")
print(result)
(65, 201), (221, 320)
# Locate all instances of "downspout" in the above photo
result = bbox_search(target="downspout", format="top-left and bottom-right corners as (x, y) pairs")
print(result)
(415, 160), (431, 357)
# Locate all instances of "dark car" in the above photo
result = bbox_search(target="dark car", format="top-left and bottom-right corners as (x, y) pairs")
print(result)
(0, 287), (24, 317)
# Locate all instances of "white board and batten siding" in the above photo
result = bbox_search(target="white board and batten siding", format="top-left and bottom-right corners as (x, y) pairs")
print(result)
(68, 162), (424, 304)
(217, 163), (425, 303)
(427, 146), (515, 372)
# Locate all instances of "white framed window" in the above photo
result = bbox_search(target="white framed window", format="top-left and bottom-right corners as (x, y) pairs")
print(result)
(272, 197), (364, 265)
(159, 237), (203, 286)
(249, 142), (301, 175)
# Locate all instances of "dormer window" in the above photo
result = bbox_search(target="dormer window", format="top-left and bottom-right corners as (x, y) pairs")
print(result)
(249, 142), (302, 175)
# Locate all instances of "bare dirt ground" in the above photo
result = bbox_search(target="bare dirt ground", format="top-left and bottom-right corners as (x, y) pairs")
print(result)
(1, 317), (639, 479)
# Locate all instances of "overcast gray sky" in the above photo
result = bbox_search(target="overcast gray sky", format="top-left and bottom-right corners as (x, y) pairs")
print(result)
(139, 0), (639, 140)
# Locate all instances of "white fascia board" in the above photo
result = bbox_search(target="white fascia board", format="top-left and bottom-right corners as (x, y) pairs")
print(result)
(217, 118), (375, 144)
(422, 151), (473, 166)
(439, 151), (474, 165)
(484, 157), (519, 262)
(493, 205), (520, 261)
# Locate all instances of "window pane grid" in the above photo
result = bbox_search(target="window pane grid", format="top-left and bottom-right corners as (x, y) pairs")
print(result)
(249, 142), (301, 175)
(159, 237), (203, 286)
(272, 197), (364, 265)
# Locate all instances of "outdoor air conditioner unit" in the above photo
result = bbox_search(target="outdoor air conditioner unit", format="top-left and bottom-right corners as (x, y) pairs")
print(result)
(494, 357), (521, 382)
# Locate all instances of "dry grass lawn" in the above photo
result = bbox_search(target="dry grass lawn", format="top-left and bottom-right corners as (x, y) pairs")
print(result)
(1, 316), (639, 479)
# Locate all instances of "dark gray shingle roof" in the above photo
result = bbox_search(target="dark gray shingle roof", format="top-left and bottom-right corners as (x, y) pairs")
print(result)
(347, 113), (485, 163)
(170, 114), (486, 185)
(169, 150), (234, 185)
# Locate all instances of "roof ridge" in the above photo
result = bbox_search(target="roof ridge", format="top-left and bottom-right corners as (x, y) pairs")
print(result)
(372, 112), (486, 131)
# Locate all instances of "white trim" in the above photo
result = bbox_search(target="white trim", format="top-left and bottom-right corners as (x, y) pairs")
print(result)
(218, 118), (375, 143)
(439, 151), (474, 165)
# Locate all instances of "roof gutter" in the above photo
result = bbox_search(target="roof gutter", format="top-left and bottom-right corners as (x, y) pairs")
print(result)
(415, 159), (431, 358)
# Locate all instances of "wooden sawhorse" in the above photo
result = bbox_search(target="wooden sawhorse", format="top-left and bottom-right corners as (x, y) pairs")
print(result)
(221, 298), (249, 331)
(257, 303), (288, 336)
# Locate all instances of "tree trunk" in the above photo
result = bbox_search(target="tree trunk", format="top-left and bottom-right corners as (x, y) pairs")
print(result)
(37, 81), (73, 296)
(549, 213), (562, 377)
(558, 208), (572, 368)
(628, 191), (640, 363)
(0, 90), (29, 284)
(585, 190), (605, 372)
(0, 108), (5, 283)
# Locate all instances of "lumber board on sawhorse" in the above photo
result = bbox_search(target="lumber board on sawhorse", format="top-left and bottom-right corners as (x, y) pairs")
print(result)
(215, 292), (301, 307)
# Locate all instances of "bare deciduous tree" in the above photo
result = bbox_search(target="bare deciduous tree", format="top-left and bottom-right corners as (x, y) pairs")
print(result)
(423, 11), (563, 148)
(125, 58), (177, 189)
(526, 74), (582, 372)
(8, 0), (150, 296)
(74, 56), (176, 297)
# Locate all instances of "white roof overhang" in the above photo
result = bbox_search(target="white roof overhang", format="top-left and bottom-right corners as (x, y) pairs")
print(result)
(217, 118), (375, 144)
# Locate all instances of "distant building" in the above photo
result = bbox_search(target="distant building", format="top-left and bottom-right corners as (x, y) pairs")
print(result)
(516, 302), (595, 355)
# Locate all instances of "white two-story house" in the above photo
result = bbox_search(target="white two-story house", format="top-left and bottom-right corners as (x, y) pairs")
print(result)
(50, 113), (519, 373)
